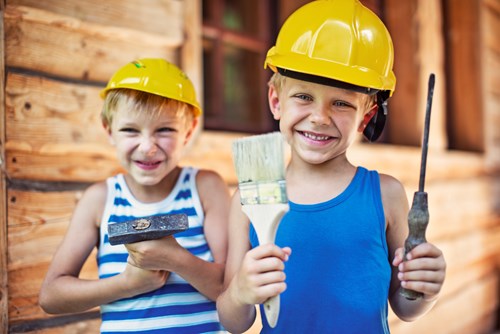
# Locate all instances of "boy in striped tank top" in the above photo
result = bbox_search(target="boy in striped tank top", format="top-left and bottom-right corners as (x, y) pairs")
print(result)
(39, 59), (230, 333)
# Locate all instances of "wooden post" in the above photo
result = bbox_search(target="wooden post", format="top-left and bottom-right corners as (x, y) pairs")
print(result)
(0, 0), (9, 332)
(384, 0), (447, 149)
(416, 0), (447, 151)
(481, 0), (500, 170)
(182, 0), (203, 145)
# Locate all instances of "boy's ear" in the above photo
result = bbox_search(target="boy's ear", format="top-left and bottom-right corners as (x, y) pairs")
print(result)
(268, 85), (281, 120)
(358, 104), (378, 132)
(184, 117), (199, 145)
(103, 121), (115, 145)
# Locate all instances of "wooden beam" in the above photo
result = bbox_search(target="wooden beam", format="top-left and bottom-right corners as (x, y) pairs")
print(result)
(482, 0), (500, 169)
(0, 2), (9, 332)
(4, 5), (179, 82)
(444, 0), (483, 151)
(9, 0), (184, 40)
(182, 0), (203, 142)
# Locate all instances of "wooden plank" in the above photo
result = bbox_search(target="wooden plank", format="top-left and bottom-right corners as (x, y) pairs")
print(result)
(5, 73), (109, 147)
(424, 176), (500, 240)
(4, 5), (178, 82)
(8, 0), (184, 40)
(7, 188), (98, 322)
(438, 226), (500, 277)
(1, 3), (10, 333)
(9, 313), (100, 333)
(8, 250), (98, 322)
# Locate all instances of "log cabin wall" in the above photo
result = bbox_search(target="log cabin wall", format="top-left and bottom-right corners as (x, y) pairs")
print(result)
(0, 0), (499, 333)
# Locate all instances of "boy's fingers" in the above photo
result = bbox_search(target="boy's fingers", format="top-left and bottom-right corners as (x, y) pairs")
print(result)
(392, 247), (405, 265)
(398, 268), (444, 284)
(400, 280), (442, 297)
(249, 244), (291, 261)
(405, 243), (443, 260)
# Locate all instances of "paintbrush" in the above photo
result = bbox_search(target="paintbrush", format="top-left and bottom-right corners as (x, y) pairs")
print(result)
(232, 131), (289, 328)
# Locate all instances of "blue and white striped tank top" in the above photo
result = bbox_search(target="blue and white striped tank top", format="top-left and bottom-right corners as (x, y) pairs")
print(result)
(97, 167), (226, 333)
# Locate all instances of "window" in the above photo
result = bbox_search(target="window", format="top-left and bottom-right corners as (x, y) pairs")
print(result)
(202, 0), (279, 133)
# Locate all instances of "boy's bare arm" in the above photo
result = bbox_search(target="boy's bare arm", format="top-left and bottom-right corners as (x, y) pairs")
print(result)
(39, 183), (166, 314)
(216, 192), (257, 333)
(381, 174), (446, 321)
(125, 170), (230, 301)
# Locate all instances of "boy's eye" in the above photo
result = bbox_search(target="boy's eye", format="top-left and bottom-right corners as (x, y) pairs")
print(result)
(294, 94), (312, 102)
(333, 100), (353, 109)
(119, 127), (139, 133)
(158, 127), (176, 133)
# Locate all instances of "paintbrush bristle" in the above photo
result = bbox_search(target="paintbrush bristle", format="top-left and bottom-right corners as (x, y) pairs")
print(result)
(232, 132), (287, 205)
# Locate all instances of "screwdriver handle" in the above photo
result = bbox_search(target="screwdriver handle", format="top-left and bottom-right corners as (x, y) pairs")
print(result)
(400, 192), (429, 300)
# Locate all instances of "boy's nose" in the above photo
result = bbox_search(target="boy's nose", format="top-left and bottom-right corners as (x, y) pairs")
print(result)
(138, 136), (158, 156)
(309, 106), (332, 126)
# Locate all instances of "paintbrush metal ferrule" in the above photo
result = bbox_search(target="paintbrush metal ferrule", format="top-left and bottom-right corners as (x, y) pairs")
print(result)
(239, 179), (287, 205)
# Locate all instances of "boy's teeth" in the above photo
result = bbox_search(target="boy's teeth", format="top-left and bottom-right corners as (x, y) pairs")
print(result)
(303, 132), (329, 140)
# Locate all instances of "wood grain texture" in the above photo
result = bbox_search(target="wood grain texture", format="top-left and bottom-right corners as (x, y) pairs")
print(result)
(7, 188), (97, 322)
(4, 5), (178, 82)
(482, 0), (500, 169)
(1, 3), (9, 333)
(9, 0), (184, 39)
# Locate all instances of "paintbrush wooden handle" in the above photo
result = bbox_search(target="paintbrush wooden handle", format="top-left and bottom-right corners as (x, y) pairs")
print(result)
(241, 203), (289, 328)
(263, 295), (280, 328)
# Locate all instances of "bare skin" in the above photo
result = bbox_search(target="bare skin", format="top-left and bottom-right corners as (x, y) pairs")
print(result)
(39, 102), (230, 314)
(217, 77), (446, 332)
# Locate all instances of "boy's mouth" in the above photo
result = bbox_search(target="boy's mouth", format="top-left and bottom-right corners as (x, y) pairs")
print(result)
(134, 160), (162, 170)
(299, 130), (333, 141)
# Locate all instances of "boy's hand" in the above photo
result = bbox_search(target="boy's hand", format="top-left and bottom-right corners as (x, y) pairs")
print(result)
(125, 236), (183, 271)
(121, 262), (169, 296)
(230, 244), (291, 306)
(393, 243), (446, 301)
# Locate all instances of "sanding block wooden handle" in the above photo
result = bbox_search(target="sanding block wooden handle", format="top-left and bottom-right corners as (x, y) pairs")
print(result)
(108, 213), (188, 245)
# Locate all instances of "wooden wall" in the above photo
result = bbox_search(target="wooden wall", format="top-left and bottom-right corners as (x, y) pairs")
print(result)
(1, 0), (500, 333)
(1, 0), (203, 332)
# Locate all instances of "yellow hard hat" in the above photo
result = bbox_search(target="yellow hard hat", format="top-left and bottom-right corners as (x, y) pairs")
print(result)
(264, 0), (396, 95)
(264, 0), (396, 141)
(100, 58), (202, 116)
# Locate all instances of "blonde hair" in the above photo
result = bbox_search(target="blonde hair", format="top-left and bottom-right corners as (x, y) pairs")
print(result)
(101, 89), (196, 126)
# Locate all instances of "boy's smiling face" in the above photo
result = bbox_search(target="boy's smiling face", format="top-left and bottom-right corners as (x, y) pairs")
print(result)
(106, 101), (196, 187)
(269, 76), (376, 165)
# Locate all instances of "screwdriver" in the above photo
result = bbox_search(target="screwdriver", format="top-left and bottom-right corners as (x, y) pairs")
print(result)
(400, 73), (435, 300)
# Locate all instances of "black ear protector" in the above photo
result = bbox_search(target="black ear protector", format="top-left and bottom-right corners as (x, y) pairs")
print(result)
(363, 91), (390, 142)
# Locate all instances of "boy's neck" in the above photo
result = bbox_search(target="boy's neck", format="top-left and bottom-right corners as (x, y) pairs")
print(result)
(286, 155), (357, 204)
(123, 167), (182, 203)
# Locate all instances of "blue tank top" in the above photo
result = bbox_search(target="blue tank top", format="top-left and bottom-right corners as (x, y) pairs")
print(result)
(250, 167), (391, 333)
(97, 167), (226, 333)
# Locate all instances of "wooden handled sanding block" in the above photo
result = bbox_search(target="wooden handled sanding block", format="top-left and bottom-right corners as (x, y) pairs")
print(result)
(108, 213), (188, 245)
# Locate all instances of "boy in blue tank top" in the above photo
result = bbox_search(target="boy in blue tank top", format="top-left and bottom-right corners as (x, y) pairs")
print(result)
(217, 1), (446, 333)
(39, 58), (230, 333)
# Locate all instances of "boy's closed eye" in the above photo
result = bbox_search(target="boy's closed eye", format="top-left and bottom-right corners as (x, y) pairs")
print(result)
(157, 127), (177, 133)
(119, 127), (139, 133)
